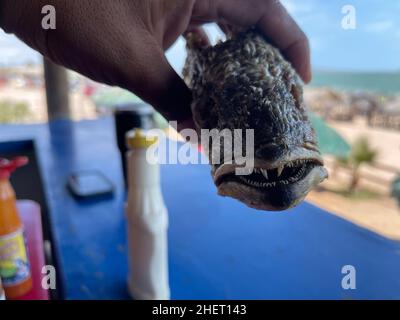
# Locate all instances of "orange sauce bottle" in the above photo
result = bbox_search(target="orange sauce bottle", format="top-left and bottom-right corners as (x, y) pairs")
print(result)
(0, 157), (33, 299)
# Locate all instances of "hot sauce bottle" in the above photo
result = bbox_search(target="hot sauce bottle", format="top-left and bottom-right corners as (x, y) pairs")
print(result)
(0, 157), (33, 299)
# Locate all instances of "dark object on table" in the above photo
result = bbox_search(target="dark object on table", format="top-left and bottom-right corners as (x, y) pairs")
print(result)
(114, 103), (155, 185)
(67, 171), (114, 199)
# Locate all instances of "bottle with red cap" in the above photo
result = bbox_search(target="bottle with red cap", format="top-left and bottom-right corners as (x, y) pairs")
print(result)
(0, 157), (33, 299)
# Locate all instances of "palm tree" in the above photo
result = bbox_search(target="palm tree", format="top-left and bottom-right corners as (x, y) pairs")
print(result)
(336, 137), (377, 193)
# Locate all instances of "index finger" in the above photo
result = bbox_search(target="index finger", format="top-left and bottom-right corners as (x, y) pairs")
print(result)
(256, 1), (311, 83)
(192, 0), (311, 83)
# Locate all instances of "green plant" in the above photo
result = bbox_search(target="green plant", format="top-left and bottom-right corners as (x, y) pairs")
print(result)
(335, 137), (377, 193)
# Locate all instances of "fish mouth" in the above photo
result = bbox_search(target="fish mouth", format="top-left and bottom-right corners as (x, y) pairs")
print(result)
(214, 152), (328, 211)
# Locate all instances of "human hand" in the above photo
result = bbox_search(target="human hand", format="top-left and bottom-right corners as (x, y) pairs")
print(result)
(1, 0), (310, 129)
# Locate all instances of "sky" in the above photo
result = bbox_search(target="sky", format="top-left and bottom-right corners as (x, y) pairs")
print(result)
(1, 0), (399, 72)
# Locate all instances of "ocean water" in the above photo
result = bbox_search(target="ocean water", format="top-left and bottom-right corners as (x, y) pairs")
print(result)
(309, 71), (400, 95)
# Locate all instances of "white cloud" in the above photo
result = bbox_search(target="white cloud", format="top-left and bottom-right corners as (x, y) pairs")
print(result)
(365, 20), (395, 33)
(0, 29), (41, 66)
(280, 0), (313, 15)
(309, 37), (324, 52)
(280, 0), (297, 14)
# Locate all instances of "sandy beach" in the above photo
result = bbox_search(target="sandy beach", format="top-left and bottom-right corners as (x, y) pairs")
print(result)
(307, 181), (400, 240)
(331, 119), (400, 171)
(307, 117), (400, 240)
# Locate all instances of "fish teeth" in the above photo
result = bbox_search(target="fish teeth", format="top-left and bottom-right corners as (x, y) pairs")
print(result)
(261, 169), (269, 179)
(236, 159), (312, 188)
(277, 165), (284, 177)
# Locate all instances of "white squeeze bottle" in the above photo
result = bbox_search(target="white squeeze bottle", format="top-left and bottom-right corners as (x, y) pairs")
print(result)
(125, 129), (170, 300)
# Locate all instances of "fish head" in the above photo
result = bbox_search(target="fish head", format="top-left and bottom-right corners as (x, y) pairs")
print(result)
(185, 30), (328, 211)
(209, 79), (328, 210)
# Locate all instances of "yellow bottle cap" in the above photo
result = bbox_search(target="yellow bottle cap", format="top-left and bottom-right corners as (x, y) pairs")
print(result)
(126, 129), (158, 149)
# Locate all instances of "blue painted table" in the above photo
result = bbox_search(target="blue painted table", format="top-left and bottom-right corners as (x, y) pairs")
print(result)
(1, 118), (399, 299)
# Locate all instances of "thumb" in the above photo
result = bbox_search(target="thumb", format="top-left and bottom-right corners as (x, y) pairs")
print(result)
(120, 40), (193, 130)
